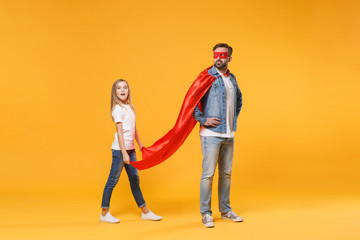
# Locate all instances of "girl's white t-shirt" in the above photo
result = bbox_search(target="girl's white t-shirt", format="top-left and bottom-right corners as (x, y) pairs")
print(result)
(111, 104), (136, 150)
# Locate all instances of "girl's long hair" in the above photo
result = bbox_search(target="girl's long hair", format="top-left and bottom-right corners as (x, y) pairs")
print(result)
(110, 79), (135, 121)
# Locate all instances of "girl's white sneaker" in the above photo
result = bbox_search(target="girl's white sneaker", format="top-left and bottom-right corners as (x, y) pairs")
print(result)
(100, 212), (120, 223)
(141, 211), (162, 221)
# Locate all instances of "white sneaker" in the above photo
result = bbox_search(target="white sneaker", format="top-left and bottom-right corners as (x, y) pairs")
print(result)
(221, 210), (243, 222)
(141, 211), (162, 221)
(202, 214), (214, 228)
(100, 212), (120, 223)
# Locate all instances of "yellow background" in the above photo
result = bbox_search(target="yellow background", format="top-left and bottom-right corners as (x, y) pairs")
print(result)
(1, 0), (359, 239)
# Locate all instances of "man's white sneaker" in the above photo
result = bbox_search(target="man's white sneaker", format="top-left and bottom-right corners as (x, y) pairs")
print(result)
(202, 214), (215, 228)
(141, 211), (162, 221)
(221, 211), (243, 222)
(100, 212), (120, 223)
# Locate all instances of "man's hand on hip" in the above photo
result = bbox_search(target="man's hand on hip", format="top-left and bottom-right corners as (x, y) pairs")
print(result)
(203, 118), (221, 127)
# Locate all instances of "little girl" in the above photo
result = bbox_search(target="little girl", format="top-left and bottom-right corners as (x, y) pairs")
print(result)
(100, 79), (162, 223)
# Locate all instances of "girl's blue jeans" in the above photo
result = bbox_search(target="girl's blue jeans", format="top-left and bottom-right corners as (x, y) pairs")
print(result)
(101, 149), (146, 209)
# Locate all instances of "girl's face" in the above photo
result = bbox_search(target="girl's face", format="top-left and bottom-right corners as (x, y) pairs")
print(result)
(116, 81), (129, 103)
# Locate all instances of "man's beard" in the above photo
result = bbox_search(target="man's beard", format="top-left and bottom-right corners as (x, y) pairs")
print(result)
(215, 60), (228, 70)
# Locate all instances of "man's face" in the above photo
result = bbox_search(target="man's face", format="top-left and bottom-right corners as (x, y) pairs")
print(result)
(213, 47), (231, 70)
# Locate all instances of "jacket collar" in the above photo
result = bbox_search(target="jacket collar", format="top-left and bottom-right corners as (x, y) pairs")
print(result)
(208, 65), (230, 77)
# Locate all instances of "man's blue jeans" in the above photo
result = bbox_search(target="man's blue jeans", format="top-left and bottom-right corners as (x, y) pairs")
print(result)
(101, 149), (146, 209)
(200, 136), (234, 216)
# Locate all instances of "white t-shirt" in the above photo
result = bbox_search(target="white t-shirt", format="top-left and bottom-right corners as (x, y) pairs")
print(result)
(200, 69), (235, 138)
(111, 104), (136, 150)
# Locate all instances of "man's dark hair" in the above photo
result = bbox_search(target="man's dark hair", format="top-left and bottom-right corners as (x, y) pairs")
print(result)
(213, 43), (233, 56)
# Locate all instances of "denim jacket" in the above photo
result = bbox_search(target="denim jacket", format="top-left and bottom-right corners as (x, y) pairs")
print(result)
(192, 65), (242, 133)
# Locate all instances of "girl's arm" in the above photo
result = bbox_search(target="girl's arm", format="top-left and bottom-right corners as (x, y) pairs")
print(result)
(115, 122), (130, 164)
(135, 125), (145, 151)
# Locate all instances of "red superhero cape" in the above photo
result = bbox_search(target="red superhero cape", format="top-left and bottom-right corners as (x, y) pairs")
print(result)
(131, 66), (216, 170)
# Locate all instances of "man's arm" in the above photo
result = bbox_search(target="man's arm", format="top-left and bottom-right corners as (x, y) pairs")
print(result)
(193, 105), (221, 127)
(193, 105), (207, 125)
(236, 88), (242, 117)
(232, 74), (242, 117)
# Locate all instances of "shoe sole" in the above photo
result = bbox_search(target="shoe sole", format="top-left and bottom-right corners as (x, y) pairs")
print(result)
(100, 219), (120, 223)
(141, 218), (162, 221)
(203, 223), (215, 228)
(221, 216), (243, 222)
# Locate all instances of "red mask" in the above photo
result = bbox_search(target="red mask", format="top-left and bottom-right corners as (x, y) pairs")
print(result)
(214, 52), (228, 59)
